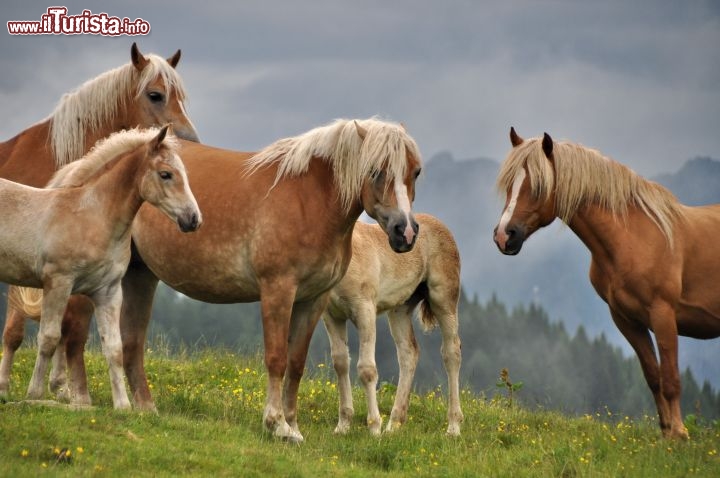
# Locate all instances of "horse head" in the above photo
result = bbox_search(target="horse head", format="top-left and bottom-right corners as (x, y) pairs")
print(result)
(493, 127), (557, 255)
(355, 121), (421, 253)
(128, 43), (199, 143)
(139, 125), (202, 232)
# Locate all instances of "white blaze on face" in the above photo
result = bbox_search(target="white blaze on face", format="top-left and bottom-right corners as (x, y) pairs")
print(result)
(394, 176), (415, 244)
(495, 168), (526, 250)
(174, 153), (201, 222)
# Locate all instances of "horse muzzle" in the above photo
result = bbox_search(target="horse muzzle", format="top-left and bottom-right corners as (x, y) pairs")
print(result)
(493, 224), (526, 256)
(177, 210), (202, 233)
(174, 124), (200, 143)
(386, 214), (419, 253)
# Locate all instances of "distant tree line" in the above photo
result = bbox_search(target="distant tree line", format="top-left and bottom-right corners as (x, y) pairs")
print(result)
(2, 283), (718, 420)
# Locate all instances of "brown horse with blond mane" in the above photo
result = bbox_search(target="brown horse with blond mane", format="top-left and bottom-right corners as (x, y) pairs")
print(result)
(10, 118), (422, 442)
(0, 42), (199, 402)
(493, 127), (720, 439)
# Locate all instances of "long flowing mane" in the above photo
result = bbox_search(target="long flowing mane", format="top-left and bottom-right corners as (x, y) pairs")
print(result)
(245, 118), (422, 211)
(48, 127), (177, 188)
(48, 55), (187, 168)
(497, 137), (684, 242)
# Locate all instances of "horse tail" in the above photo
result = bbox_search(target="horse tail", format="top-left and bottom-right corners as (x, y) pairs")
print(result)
(411, 282), (438, 333)
(7, 286), (43, 319)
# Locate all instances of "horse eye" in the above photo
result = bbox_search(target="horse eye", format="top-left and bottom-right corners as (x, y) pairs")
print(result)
(158, 171), (173, 180)
(147, 91), (165, 103)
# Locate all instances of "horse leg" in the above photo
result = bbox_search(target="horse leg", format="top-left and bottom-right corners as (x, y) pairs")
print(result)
(91, 285), (131, 410)
(348, 300), (382, 435)
(609, 308), (674, 437)
(27, 280), (73, 400)
(428, 288), (463, 436)
(0, 306), (26, 400)
(322, 313), (355, 434)
(283, 293), (331, 440)
(49, 335), (69, 401)
(259, 278), (300, 441)
(120, 261), (159, 411)
(64, 296), (94, 405)
(648, 301), (688, 439)
(385, 304), (418, 433)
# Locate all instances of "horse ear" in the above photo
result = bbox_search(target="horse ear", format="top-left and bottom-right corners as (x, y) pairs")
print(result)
(354, 120), (368, 141)
(152, 125), (170, 151)
(131, 42), (149, 71)
(167, 49), (181, 68)
(542, 132), (554, 159)
(510, 127), (523, 147)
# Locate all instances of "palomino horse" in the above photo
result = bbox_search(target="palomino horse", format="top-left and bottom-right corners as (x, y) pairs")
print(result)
(13, 118), (422, 442)
(323, 214), (463, 436)
(0, 126), (201, 409)
(493, 128), (720, 439)
(0, 42), (199, 401)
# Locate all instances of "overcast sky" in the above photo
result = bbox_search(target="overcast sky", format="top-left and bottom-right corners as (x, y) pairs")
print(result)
(1, 1), (719, 176)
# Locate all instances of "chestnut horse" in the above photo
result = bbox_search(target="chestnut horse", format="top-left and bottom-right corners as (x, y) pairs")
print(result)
(12, 118), (422, 442)
(0, 42), (199, 401)
(323, 214), (463, 436)
(0, 126), (200, 409)
(493, 128), (720, 439)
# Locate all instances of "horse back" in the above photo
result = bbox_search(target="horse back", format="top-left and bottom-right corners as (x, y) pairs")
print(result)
(0, 121), (56, 186)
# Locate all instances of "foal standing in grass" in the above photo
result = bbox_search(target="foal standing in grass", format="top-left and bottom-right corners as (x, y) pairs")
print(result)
(323, 214), (463, 436)
(0, 126), (200, 408)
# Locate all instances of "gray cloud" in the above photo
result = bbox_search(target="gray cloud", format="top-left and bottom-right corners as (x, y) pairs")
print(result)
(3, 1), (718, 175)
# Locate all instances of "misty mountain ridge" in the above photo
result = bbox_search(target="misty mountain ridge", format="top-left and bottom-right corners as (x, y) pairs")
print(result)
(413, 152), (720, 388)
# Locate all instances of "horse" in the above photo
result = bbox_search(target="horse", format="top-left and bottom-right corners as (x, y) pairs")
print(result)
(12, 118), (422, 442)
(0, 42), (199, 402)
(493, 127), (720, 440)
(322, 213), (463, 436)
(0, 126), (201, 409)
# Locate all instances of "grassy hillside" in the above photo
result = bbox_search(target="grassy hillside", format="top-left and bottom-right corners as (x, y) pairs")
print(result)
(1, 347), (718, 477)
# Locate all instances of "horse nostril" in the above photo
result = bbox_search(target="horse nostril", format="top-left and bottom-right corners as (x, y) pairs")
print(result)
(190, 213), (198, 228)
(506, 226), (517, 239)
(394, 223), (405, 236)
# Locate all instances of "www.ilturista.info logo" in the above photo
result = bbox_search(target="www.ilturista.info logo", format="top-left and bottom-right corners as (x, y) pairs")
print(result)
(7, 7), (150, 36)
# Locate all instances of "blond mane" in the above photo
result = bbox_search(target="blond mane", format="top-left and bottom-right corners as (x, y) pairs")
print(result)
(48, 54), (187, 168)
(245, 118), (422, 211)
(48, 127), (177, 188)
(497, 136), (683, 242)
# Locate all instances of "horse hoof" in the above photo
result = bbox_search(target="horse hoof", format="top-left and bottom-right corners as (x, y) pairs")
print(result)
(333, 422), (350, 435)
(271, 421), (304, 443)
(55, 388), (71, 403)
(446, 424), (461, 437)
(384, 419), (402, 434)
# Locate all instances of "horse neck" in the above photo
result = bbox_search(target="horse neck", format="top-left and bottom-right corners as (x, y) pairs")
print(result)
(566, 203), (643, 265)
(305, 158), (366, 235)
(83, 149), (146, 238)
(80, 109), (130, 160)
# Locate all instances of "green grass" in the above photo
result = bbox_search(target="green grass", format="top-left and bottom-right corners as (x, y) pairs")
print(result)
(1, 346), (719, 477)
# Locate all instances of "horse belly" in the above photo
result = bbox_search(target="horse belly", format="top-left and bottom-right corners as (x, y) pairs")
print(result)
(375, 276), (421, 313)
(676, 303), (720, 339)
